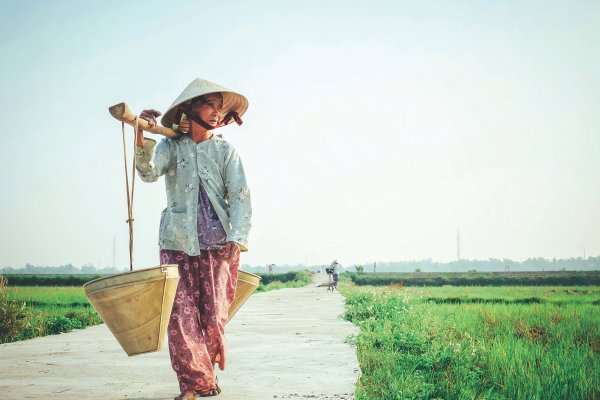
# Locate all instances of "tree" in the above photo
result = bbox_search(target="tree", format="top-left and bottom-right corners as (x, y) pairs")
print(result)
(81, 264), (97, 274)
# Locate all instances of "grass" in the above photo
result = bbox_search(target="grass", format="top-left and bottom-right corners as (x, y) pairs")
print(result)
(255, 270), (312, 292)
(1, 284), (102, 343)
(7, 286), (91, 305)
(341, 283), (600, 400)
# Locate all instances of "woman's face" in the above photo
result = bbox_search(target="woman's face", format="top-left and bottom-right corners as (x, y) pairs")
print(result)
(191, 94), (224, 127)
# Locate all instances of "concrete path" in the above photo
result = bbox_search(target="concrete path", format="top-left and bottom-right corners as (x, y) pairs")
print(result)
(0, 273), (359, 400)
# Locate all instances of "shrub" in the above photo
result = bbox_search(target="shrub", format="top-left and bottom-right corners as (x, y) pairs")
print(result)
(0, 275), (37, 343)
(45, 315), (73, 334)
(255, 270), (312, 292)
(257, 271), (299, 285)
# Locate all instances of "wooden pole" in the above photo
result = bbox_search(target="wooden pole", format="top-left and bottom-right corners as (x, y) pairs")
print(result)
(109, 102), (180, 138)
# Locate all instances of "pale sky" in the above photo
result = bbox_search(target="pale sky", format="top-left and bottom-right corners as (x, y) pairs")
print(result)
(0, 1), (598, 269)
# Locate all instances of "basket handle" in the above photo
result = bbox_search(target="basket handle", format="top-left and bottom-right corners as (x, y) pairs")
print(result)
(120, 117), (139, 272)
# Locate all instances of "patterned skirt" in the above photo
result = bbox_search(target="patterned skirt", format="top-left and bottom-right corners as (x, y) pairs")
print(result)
(160, 248), (239, 393)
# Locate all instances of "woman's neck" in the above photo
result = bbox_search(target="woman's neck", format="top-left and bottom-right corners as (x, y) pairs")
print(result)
(188, 122), (213, 143)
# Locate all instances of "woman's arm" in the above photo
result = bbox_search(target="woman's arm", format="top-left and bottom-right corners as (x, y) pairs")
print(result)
(135, 138), (173, 182)
(223, 148), (252, 251)
(135, 109), (174, 182)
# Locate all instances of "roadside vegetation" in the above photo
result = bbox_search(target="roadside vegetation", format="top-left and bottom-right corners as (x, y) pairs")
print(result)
(255, 270), (312, 292)
(1, 277), (101, 344)
(341, 281), (600, 400)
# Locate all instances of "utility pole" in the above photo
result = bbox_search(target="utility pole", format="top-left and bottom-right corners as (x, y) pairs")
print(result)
(374, 262), (376, 273)
(457, 229), (461, 261)
(113, 235), (116, 273)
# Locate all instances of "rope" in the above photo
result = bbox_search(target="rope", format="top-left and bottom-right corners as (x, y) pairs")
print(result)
(121, 118), (139, 272)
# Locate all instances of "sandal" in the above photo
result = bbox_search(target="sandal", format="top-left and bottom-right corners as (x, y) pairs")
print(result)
(196, 387), (219, 397)
(174, 392), (197, 400)
(196, 378), (221, 397)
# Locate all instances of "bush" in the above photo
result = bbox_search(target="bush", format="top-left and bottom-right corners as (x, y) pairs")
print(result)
(45, 315), (74, 334)
(257, 271), (300, 285)
(255, 270), (312, 292)
(64, 309), (102, 327)
(0, 275), (37, 343)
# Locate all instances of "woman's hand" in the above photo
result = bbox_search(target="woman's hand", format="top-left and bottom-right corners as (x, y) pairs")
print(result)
(177, 116), (190, 134)
(140, 109), (162, 127)
(223, 241), (240, 261)
(136, 109), (162, 147)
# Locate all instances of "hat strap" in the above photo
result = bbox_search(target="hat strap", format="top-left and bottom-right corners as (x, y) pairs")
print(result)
(186, 112), (218, 131)
(187, 110), (244, 130)
(178, 102), (244, 131)
(220, 111), (243, 127)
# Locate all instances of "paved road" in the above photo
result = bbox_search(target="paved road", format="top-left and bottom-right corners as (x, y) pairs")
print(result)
(0, 273), (359, 400)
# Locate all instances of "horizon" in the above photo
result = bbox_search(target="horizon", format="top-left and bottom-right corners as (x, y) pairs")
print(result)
(3, 253), (599, 272)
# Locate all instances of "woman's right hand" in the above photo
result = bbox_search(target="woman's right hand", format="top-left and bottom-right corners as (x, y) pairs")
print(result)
(136, 109), (162, 147)
(178, 116), (190, 134)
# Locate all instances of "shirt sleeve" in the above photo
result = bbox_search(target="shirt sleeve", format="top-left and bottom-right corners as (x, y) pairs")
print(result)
(135, 137), (173, 182)
(223, 147), (252, 251)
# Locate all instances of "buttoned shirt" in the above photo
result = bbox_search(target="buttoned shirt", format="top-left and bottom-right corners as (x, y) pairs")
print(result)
(135, 134), (252, 254)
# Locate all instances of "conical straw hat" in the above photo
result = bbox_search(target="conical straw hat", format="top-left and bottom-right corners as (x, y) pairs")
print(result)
(161, 78), (249, 129)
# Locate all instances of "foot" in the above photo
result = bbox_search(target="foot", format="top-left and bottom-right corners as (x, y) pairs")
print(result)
(174, 391), (196, 400)
(196, 381), (221, 397)
(196, 388), (219, 397)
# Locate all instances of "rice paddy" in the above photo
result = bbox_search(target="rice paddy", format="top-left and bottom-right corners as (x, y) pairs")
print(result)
(341, 282), (600, 400)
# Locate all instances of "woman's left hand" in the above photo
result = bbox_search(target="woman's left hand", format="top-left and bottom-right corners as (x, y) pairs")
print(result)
(223, 241), (240, 260)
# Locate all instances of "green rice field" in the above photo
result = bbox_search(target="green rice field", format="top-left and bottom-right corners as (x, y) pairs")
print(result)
(7, 286), (91, 306)
(341, 283), (600, 400)
(1, 284), (102, 343)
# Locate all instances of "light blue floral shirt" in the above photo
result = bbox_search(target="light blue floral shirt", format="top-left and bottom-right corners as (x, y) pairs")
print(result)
(135, 134), (252, 254)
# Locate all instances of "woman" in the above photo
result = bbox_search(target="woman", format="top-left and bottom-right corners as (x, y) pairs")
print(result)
(135, 78), (252, 399)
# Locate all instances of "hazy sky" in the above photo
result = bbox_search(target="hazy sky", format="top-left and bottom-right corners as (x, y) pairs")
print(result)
(0, 1), (598, 269)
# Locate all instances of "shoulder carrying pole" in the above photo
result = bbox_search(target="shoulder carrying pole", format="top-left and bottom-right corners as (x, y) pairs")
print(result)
(110, 102), (181, 271)
(109, 102), (179, 138)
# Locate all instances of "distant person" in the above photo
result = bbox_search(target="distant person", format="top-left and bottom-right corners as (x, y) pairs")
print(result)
(330, 260), (342, 289)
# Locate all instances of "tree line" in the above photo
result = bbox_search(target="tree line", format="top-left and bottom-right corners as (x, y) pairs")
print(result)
(1, 255), (599, 275)
(0, 263), (125, 275)
(364, 256), (600, 273)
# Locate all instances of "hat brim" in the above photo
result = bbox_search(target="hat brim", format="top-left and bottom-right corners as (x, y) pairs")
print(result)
(160, 79), (249, 129)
